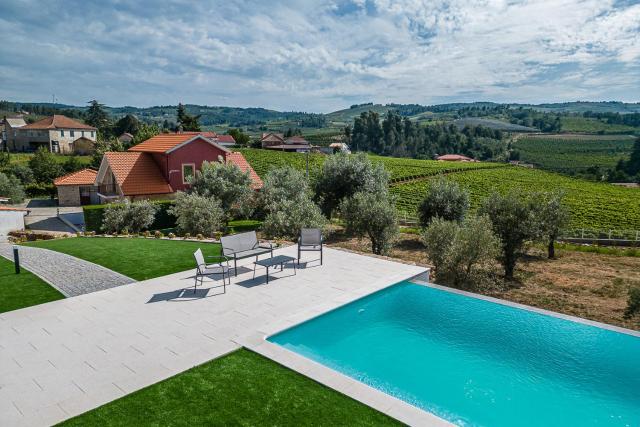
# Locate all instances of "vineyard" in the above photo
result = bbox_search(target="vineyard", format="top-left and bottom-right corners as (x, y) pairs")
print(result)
(238, 148), (500, 181)
(238, 148), (640, 232)
(514, 135), (635, 174)
(390, 167), (640, 231)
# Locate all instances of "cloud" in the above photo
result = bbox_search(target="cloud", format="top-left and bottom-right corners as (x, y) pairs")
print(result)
(0, 0), (638, 112)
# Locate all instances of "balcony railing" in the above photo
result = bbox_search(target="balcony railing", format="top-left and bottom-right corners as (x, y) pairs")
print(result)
(97, 184), (119, 196)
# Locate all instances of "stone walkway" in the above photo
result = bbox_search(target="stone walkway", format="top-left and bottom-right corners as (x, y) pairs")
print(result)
(0, 246), (444, 427)
(0, 244), (136, 297)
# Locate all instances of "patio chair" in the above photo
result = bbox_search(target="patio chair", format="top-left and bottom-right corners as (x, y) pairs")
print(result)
(298, 228), (323, 266)
(193, 248), (230, 293)
(220, 231), (273, 276)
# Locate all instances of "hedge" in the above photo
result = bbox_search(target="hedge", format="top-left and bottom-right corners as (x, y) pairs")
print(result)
(25, 183), (56, 198)
(83, 200), (177, 233)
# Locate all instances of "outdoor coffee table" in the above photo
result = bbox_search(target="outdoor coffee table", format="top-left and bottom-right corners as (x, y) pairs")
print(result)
(253, 255), (296, 284)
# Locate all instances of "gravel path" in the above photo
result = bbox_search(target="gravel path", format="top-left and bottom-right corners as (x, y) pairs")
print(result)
(0, 243), (136, 297)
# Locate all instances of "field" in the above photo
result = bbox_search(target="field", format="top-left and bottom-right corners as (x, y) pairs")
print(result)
(238, 148), (503, 182)
(239, 148), (640, 233)
(6, 152), (92, 167)
(560, 116), (638, 134)
(390, 167), (640, 232)
(453, 118), (537, 132)
(514, 134), (635, 174)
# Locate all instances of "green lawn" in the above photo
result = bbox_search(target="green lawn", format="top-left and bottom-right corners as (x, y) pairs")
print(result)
(0, 257), (64, 314)
(59, 349), (399, 426)
(23, 237), (221, 281)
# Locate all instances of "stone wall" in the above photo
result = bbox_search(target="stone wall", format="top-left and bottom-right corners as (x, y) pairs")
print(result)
(57, 185), (81, 207)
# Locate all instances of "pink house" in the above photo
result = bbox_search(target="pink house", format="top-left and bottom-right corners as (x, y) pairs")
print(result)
(95, 132), (261, 202)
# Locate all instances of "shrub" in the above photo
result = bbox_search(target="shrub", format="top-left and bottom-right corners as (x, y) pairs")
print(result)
(154, 230), (163, 238)
(0, 172), (26, 203)
(83, 200), (175, 233)
(423, 216), (500, 289)
(314, 152), (389, 217)
(417, 177), (469, 227)
(101, 200), (157, 234)
(197, 233), (204, 240)
(625, 287), (640, 319)
(260, 166), (326, 240)
(168, 192), (224, 237)
(184, 233), (191, 239)
(478, 191), (539, 280)
(189, 160), (253, 222)
(3, 164), (34, 184)
(168, 232), (176, 239)
(340, 191), (398, 255)
(25, 183), (56, 198)
(29, 147), (64, 183)
(262, 198), (326, 240)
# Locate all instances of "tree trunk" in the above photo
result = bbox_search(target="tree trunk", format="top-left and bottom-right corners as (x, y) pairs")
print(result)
(548, 237), (555, 259)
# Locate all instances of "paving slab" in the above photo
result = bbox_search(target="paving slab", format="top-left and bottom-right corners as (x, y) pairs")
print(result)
(0, 246), (438, 426)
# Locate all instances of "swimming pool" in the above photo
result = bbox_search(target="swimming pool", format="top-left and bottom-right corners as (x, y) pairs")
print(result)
(268, 281), (640, 426)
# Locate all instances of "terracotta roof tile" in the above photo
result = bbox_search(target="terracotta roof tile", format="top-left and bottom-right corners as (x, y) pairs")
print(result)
(217, 134), (236, 143)
(128, 132), (222, 153)
(22, 115), (96, 130)
(54, 168), (98, 186)
(226, 152), (263, 189)
(104, 152), (172, 195)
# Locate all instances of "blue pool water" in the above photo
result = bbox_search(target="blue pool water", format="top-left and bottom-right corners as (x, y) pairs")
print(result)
(268, 282), (640, 427)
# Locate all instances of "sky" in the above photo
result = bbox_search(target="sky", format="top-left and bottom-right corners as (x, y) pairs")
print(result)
(1, 0), (639, 112)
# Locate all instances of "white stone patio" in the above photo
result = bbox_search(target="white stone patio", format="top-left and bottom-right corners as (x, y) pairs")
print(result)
(0, 245), (449, 427)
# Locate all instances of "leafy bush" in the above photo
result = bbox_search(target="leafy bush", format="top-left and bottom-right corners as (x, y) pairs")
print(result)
(189, 160), (253, 222)
(101, 200), (157, 234)
(3, 164), (34, 184)
(262, 198), (326, 240)
(83, 200), (176, 232)
(417, 177), (469, 227)
(340, 191), (398, 255)
(260, 166), (326, 240)
(422, 215), (499, 289)
(28, 147), (64, 183)
(0, 172), (26, 203)
(315, 153), (389, 217)
(625, 287), (640, 319)
(479, 191), (539, 280)
(24, 183), (56, 198)
(168, 192), (224, 237)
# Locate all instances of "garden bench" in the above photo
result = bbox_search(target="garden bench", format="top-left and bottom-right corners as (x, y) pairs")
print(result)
(220, 231), (273, 276)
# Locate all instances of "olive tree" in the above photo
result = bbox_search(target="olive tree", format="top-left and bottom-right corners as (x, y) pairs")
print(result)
(315, 152), (388, 217)
(340, 191), (398, 255)
(417, 177), (470, 227)
(478, 191), (538, 280)
(534, 191), (570, 259)
(0, 172), (26, 204)
(189, 160), (253, 222)
(422, 215), (499, 289)
(169, 192), (224, 237)
(260, 166), (326, 240)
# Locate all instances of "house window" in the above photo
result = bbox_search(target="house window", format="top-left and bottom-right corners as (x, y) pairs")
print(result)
(91, 131), (95, 138)
(70, 130), (75, 137)
(182, 163), (195, 184)
(81, 131), (85, 137)
(60, 130), (65, 137)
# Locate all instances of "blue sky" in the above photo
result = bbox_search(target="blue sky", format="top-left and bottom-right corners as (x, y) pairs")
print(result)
(1, 0), (639, 112)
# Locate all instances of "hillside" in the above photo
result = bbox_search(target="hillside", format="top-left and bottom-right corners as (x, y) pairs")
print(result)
(238, 148), (640, 233)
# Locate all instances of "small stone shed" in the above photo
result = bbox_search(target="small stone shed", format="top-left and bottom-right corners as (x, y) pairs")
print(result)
(54, 169), (99, 207)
